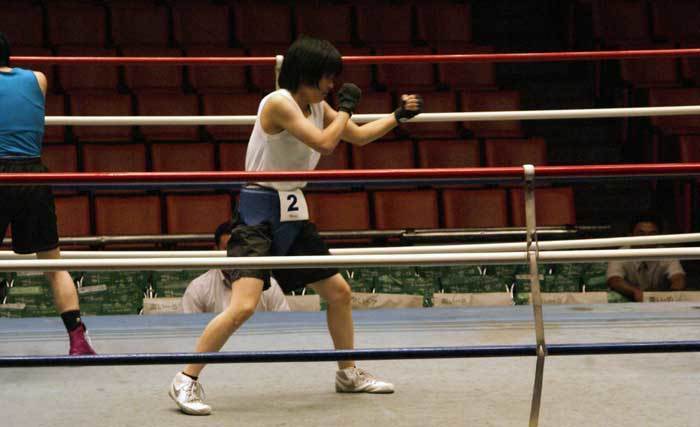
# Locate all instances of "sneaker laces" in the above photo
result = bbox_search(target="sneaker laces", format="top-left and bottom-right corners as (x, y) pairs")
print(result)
(353, 368), (378, 383)
(182, 380), (206, 403)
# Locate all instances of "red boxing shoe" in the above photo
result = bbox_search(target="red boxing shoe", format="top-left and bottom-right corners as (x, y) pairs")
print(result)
(68, 324), (97, 355)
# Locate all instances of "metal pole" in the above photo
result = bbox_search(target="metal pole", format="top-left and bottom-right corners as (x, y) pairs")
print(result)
(275, 55), (284, 90)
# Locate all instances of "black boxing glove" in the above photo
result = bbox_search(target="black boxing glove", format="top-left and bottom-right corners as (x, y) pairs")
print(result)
(337, 83), (362, 115)
(394, 94), (423, 123)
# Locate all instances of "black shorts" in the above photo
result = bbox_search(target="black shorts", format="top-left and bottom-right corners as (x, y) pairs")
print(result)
(0, 158), (59, 254)
(225, 220), (339, 293)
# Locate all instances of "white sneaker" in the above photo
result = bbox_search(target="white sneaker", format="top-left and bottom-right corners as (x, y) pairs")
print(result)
(169, 372), (212, 415)
(335, 367), (395, 394)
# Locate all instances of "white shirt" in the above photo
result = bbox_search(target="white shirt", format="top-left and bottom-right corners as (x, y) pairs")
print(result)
(182, 270), (291, 313)
(607, 254), (685, 292)
(246, 89), (324, 190)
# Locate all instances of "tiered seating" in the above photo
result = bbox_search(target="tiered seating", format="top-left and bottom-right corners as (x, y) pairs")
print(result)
(202, 93), (259, 142)
(47, 2), (107, 47)
(110, 2), (171, 47)
(354, 92), (395, 139)
(248, 45), (286, 93)
(416, 1), (472, 47)
(165, 194), (232, 234)
(372, 190), (439, 229)
(0, 3), (44, 47)
(316, 143), (350, 170)
(41, 144), (77, 172)
(233, 1), (292, 47)
(416, 139), (480, 168)
(122, 47), (185, 93)
(94, 195), (162, 236)
(336, 47), (374, 91)
(172, 2), (231, 48)
(295, 3), (354, 47)
(651, 0), (700, 43)
(151, 143), (215, 172)
(136, 93), (199, 141)
(56, 47), (120, 93)
(54, 195), (91, 237)
(619, 45), (680, 89)
(593, 0), (651, 46)
(44, 95), (67, 144)
(460, 91), (523, 138)
(305, 192), (370, 231)
(218, 142), (248, 171)
(356, 3), (414, 48)
(82, 144), (147, 172)
(510, 187), (576, 227)
(441, 189), (508, 228)
(69, 93), (134, 142)
(403, 91), (459, 138)
(675, 136), (700, 232)
(436, 45), (498, 91)
(352, 140), (414, 169)
(484, 138), (547, 166)
(186, 47), (248, 93)
(375, 47), (436, 92)
(13, 48), (55, 90)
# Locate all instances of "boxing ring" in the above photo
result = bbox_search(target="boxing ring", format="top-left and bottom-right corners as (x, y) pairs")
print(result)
(2, 48), (700, 426)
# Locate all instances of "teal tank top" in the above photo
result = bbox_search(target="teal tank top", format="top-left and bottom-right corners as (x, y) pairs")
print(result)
(0, 68), (45, 158)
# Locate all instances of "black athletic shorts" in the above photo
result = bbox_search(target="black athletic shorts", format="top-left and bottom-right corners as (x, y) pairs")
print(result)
(225, 220), (339, 293)
(0, 158), (59, 254)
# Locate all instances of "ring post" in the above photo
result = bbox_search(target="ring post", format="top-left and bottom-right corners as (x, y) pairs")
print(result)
(275, 55), (284, 90)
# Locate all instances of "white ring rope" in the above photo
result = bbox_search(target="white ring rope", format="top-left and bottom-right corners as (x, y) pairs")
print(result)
(44, 105), (700, 126)
(2, 248), (700, 272)
(1, 233), (698, 260)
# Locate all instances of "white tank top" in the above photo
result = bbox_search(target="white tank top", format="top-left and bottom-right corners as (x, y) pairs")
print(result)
(246, 89), (323, 191)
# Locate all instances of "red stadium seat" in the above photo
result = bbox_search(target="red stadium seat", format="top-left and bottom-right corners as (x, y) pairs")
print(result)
(681, 44), (700, 86)
(12, 48), (55, 91)
(416, 2), (472, 45)
(233, 1), (292, 47)
(619, 44), (679, 88)
(417, 139), (480, 168)
(372, 189), (439, 230)
(460, 91), (524, 138)
(316, 143), (350, 170)
(353, 92), (396, 139)
(172, 2), (231, 47)
(202, 93), (259, 142)
(356, 3), (414, 47)
(593, 0), (651, 46)
(510, 187), (576, 227)
(218, 142), (248, 171)
(651, 0), (700, 42)
(306, 192), (370, 231)
(54, 195), (91, 237)
(186, 47), (248, 93)
(82, 144), (147, 172)
(402, 91), (459, 138)
(675, 136), (700, 231)
(42, 144), (77, 172)
(94, 195), (162, 235)
(56, 47), (119, 93)
(47, 2), (107, 47)
(352, 140), (414, 169)
(648, 88), (700, 134)
(44, 94), (66, 144)
(375, 47), (437, 92)
(248, 45), (288, 93)
(442, 189), (508, 228)
(151, 143), (215, 172)
(110, 2), (171, 47)
(0, 3), (44, 47)
(295, 3), (353, 46)
(69, 93), (133, 142)
(165, 194), (232, 234)
(336, 47), (374, 91)
(484, 138), (547, 167)
(437, 44), (498, 91)
(122, 47), (185, 93)
(136, 93), (200, 141)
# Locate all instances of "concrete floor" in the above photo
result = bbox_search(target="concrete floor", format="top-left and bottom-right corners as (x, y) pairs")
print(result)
(1, 303), (699, 427)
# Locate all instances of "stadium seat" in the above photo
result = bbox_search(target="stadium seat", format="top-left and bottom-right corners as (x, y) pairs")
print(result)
(403, 91), (459, 138)
(305, 192), (370, 231)
(151, 143), (215, 172)
(510, 187), (576, 227)
(484, 138), (547, 167)
(202, 93), (259, 142)
(651, 0), (700, 43)
(172, 2), (231, 48)
(441, 188), (508, 228)
(56, 47), (119, 93)
(415, 1), (472, 45)
(0, 3), (44, 47)
(356, 3), (414, 48)
(82, 143), (147, 172)
(593, 0), (651, 46)
(165, 194), (232, 234)
(316, 143), (350, 170)
(94, 195), (162, 235)
(295, 3), (353, 46)
(42, 144), (77, 172)
(372, 189), (439, 229)
(248, 45), (288, 93)
(47, 2), (107, 47)
(648, 88), (700, 135)
(352, 140), (414, 169)
(122, 47), (185, 93)
(186, 47), (248, 93)
(110, 2), (171, 47)
(675, 136), (700, 232)
(416, 139), (480, 168)
(681, 45), (700, 86)
(44, 94), (66, 144)
(12, 48), (55, 91)
(69, 93), (134, 142)
(336, 47), (375, 91)
(54, 195), (91, 237)
(353, 92), (396, 139)
(233, 1), (292, 47)
(436, 45), (498, 91)
(136, 93), (200, 141)
(460, 91), (524, 138)
(218, 142), (248, 171)
(619, 44), (679, 88)
(375, 47), (437, 92)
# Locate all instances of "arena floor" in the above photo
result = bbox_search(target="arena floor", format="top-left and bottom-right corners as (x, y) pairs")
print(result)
(1, 303), (699, 427)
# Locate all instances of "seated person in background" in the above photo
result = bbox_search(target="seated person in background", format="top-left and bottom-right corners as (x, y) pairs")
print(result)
(182, 221), (290, 313)
(607, 213), (686, 302)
